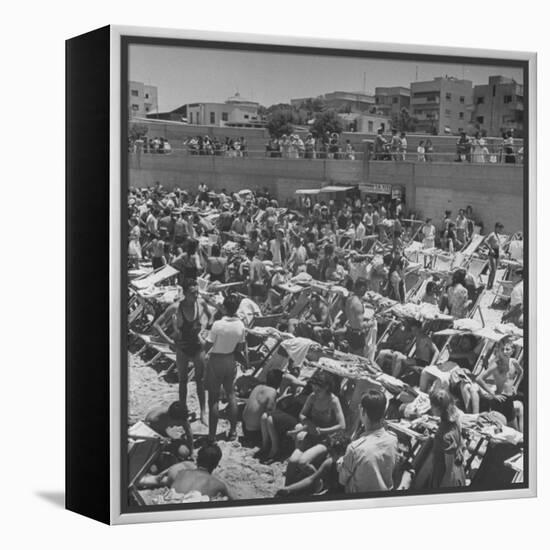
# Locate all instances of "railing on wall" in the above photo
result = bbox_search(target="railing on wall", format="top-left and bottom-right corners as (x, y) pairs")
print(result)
(128, 146), (524, 165)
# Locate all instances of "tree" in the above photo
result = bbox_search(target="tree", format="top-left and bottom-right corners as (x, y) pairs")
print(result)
(392, 107), (417, 133)
(309, 109), (344, 138)
(266, 108), (296, 138)
(129, 123), (148, 141)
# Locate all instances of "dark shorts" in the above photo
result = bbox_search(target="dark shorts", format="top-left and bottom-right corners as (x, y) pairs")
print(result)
(270, 410), (298, 438)
(205, 353), (237, 395)
(242, 426), (263, 446)
(481, 394), (516, 423)
(152, 257), (164, 270)
(346, 328), (366, 352)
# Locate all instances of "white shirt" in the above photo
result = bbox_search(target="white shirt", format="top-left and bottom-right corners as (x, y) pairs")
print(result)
(207, 316), (245, 354)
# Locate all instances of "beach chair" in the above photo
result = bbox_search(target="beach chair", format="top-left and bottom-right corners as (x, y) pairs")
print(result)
(127, 437), (162, 495)
(432, 252), (453, 273)
(131, 264), (179, 290)
(251, 314), (284, 328)
(128, 288), (145, 327)
(403, 263), (422, 300)
(287, 287), (312, 318)
(467, 284), (487, 324)
(403, 241), (423, 263)
(466, 257), (488, 283)
(461, 234), (484, 256)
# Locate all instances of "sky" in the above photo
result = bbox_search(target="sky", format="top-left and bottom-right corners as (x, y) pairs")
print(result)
(129, 44), (524, 112)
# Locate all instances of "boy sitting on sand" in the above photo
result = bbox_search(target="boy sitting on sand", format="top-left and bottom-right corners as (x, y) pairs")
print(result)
(242, 369), (284, 446)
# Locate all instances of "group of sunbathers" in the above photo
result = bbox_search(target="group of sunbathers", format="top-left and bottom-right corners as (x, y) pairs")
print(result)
(128, 181), (525, 501)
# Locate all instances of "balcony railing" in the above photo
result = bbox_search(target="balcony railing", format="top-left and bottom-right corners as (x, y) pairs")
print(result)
(128, 145), (524, 165)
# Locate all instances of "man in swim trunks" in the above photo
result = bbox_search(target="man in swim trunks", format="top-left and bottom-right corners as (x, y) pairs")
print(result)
(242, 369), (284, 446)
(343, 278), (369, 355)
(484, 222), (504, 290)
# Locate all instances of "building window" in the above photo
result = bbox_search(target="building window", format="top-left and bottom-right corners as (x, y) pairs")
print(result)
(427, 95), (436, 102)
(131, 104), (139, 111)
(189, 113), (193, 124)
(476, 96), (485, 104)
(368, 121), (373, 132)
(145, 107), (149, 112)
(503, 95), (513, 104)
(244, 114), (249, 119)
(375, 97), (379, 104)
(210, 112), (215, 124)
(392, 97), (399, 104)
(459, 112), (464, 119)
(222, 112), (228, 122)
(492, 85), (496, 97)
(476, 116), (484, 124)
(458, 127), (464, 133)
(459, 96), (465, 104)
(131, 90), (139, 97)
(445, 92), (452, 101)
(445, 109), (451, 116)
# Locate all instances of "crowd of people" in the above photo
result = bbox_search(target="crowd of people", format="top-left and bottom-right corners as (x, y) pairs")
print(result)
(183, 135), (249, 157)
(265, 132), (356, 160)
(455, 130), (521, 163)
(128, 180), (524, 503)
(129, 129), (522, 165)
(130, 136), (173, 154)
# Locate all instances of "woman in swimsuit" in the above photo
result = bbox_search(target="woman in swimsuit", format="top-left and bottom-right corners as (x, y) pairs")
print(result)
(171, 279), (211, 426)
(284, 371), (346, 486)
(476, 335), (523, 430)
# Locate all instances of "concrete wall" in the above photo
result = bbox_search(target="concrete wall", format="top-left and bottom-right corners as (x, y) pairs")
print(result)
(129, 155), (524, 233)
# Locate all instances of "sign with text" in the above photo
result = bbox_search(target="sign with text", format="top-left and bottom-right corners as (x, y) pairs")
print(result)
(360, 183), (392, 195)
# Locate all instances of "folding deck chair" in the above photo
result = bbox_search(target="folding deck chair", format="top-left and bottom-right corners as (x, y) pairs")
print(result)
(461, 234), (484, 256)
(131, 264), (179, 290)
(127, 437), (162, 505)
(432, 252), (453, 274)
(465, 257), (489, 284)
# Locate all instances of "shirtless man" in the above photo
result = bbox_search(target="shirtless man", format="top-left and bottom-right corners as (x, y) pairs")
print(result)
(343, 278), (368, 355)
(242, 369), (283, 447)
(484, 222), (504, 290)
(144, 401), (193, 453)
(171, 442), (233, 499)
(380, 320), (439, 379)
(476, 336), (523, 430)
(306, 293), (330, 340)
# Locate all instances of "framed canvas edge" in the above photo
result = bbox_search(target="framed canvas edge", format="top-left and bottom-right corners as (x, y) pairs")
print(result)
(108, 25), (537, 526)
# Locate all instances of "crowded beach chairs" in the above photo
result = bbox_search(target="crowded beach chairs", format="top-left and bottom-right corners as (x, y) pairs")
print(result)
(131, 264), (179, 291)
